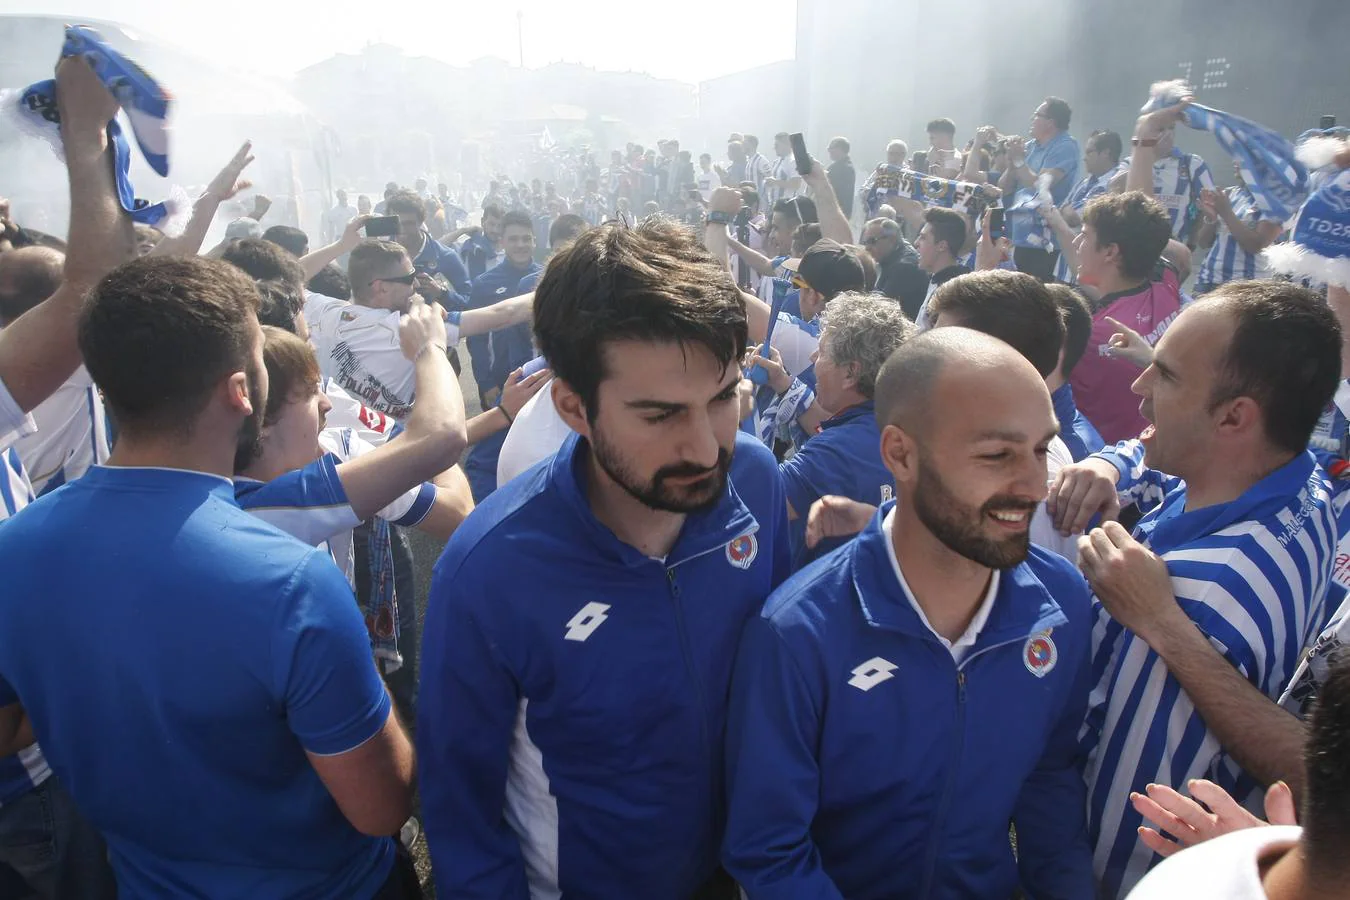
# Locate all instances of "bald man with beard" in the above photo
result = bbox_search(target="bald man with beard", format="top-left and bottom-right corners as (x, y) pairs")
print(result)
(723, 328), (1095, 900)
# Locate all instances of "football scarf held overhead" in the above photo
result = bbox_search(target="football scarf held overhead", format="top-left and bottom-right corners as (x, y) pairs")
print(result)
(864, 165), (998, 220)
(1142, 79), (1308, 221)
(6, 25), (176, 227)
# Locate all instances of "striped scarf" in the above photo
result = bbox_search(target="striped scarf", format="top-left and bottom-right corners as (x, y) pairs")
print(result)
(864, 166), (997, 220)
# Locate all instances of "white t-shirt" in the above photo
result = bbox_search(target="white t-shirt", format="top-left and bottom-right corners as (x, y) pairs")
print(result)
(14, 365), (109, 495)
(1126, 825), (1301, 899)
(697, 169), (719, 201)
(305, 292), (415, 421)
(496, 378), (575, 487)
(1029, 436), (1078, 563)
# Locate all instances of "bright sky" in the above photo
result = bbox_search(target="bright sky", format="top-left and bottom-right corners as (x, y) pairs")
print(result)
(2, 1), (797, 83)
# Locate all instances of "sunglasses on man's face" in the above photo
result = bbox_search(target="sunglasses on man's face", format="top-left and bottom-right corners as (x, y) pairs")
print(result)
(373, 271), (417, 286)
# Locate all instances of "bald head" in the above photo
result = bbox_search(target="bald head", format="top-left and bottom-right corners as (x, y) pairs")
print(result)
(875, 327), (1047, 433)
(0, 246), (65, 325)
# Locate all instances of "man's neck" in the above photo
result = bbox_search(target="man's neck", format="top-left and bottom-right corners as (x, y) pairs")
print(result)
(1183, 447), (1296, 513)
(584, 446), (686, 559)
(892, 505), (994, 643)
(108, 433), (238, 481)
(1091, 269), (1150, 300)
(1260, 842), (1350, 900)
(925, 253), (958, 277)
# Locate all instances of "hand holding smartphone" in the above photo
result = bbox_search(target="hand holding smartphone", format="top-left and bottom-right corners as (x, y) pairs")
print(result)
(363, 215), (400, 238)
(789, 133), (814, 178)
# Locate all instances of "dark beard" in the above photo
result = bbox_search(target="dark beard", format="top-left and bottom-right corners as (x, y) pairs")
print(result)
(232, 366), (267, 474)
(912, 448), (1038, 569)
(589, 428), (733, 515)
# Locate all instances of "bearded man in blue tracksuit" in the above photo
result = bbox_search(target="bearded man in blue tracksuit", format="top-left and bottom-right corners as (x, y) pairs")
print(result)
(418, 219), (791, 899)
(724, 327), (1095, 900)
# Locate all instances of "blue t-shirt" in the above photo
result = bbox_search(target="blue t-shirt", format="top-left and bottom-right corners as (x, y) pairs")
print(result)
(1009, 131), (1081, 250)
(780, 401), (893, 567)
(0, 465), (395, 897)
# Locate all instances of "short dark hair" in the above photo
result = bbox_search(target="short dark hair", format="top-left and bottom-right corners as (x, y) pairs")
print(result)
(0, 246), (63, 324)
(254, 278), (304, 333)
(348, 240), (409, 302)
(307, 262), (351, 301)
(549, 214), (588, 249)
(828, 136), (850, 154)
(234, 326), (321, 472)
(923, 208), (967, 257)
(1082, 191), (1173, 281)
(772, 196), (819, 229)
(261, 225), (309, 258)
(500, 210), (534, 233)
(791, 223), (822, 257)
(221, 238), (305, 293)
(80, 256), (260, 435)
(1207, 281), (1342, 455)
(1088, 129), (1123, 166)
(774, 131), (790, 142)
(926, 118), (957, 137)
(1303, 657), (1350, 872)
(386, 189), (428, 223)
(1046, 284), (1093, 377)
(532, 219), (748, 418)
(1042, 96), (1072, 130)
(927, 270), (1064, 378)
(481, 203), (505, 221)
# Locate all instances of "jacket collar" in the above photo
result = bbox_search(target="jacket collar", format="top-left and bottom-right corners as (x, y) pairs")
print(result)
(850, 501), (1068, 648)
(546, 432), (758, 569)
(821, 400), (876, 430)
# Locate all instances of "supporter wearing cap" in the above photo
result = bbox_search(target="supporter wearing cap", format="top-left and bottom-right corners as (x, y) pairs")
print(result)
(1050, 280), (1341, 896)
(417, 219), (790, 898)
(724, 328), (1094, 899)
(0, 256), (419, 897)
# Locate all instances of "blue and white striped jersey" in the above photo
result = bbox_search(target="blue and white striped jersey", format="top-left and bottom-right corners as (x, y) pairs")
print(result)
(14, 366), (109, 496)
(1081, 439), (1336, 898)
(1196, 186), (1276, 289)
(1149, 148), (1215, 241)
(0, 378), (48, 805)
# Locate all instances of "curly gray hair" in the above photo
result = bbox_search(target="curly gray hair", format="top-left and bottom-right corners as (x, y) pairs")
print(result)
(816, 292), (916, 399)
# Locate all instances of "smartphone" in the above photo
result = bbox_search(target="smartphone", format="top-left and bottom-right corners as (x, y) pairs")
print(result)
(789, 132), (813, 177)
(1321, 114), (1337, 129)
(520, 356), (548, 378)
(363, 215), (400, 238)
(988, 207), (1006, 241)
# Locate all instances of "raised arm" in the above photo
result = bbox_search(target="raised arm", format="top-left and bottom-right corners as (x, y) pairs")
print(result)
(0, 55), (134, 412)
(299, 213), (375, 280)
(728, 235), (778, 277)
(151, 141), (254, 258)
(1128, 98), (1192, 194)
(799, 161), (853, 246)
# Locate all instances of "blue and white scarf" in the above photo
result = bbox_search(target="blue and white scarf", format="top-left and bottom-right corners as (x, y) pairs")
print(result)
(1143, 80), (1308, 221)
(5, 25), (179, 227)
(864, 165), (997, 220)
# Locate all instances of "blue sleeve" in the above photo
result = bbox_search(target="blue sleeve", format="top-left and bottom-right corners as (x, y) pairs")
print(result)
(722, 614), (844, 900)
(389, 482), (436, 527)
(1041, 140), (1078, 182)
(276, 552), (392, 756)
(1012, 575), (1095, 899)
(779, 438), (835, 519)
(416, 552), (529, 900)
(1090, 439), (1177, 513)
(438, 242), (473, 295)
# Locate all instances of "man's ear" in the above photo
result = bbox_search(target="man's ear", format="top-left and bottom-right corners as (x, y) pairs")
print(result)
(552, 378), (592, 439)
(225, 370), (253, 417)
(879, 423), (920, 488)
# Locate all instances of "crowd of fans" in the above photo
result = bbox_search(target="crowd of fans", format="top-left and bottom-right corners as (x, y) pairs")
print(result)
(4, 38), (1350, 900)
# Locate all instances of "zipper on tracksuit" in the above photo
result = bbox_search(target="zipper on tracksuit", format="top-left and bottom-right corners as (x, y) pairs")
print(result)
(914, 632), (1042, 897)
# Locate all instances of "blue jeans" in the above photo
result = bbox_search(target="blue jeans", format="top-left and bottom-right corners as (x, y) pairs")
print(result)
(0, 776), (116, 899)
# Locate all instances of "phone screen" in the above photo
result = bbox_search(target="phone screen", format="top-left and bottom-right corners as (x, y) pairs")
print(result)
(364, 215), (401, 238)
(789, 133), (813, 177)
(988, 207), (1006, 241)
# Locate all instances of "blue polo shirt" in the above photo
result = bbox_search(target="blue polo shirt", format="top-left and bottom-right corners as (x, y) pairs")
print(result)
(412, 231), (473, 309)
(0, 465), (395, 898)
(1052, 383), (1105, 463)
(780, 401), (893, 567)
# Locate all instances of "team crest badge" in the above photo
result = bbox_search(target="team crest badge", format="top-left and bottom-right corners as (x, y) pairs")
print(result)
(1023, 629), (1058, 678)
(726, 533), (758, 570)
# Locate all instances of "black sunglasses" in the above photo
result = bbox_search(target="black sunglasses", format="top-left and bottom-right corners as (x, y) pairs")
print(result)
(372, 272), (417, 286)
